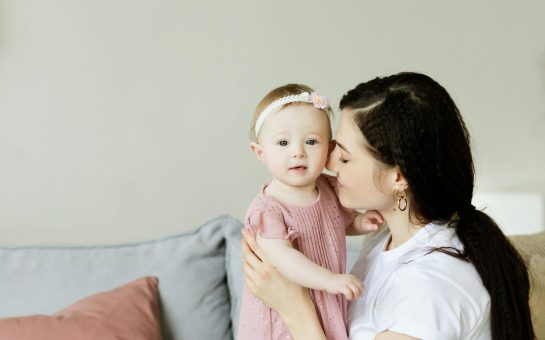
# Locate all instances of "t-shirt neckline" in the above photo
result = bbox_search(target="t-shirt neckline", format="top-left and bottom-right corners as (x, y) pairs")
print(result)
(379, 222), (439, 261)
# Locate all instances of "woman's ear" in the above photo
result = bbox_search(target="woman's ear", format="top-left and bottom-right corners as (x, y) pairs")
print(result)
(250, 142), (266, 163)
(384, 166), (409, 193)
(393, 166), (409, 191)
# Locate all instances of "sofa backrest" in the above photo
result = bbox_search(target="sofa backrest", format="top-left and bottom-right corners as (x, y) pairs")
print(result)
(0, 214), (243, 340)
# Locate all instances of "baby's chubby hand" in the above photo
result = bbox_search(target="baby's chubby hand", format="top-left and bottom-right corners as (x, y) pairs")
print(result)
(357, 210), (384, 234)
(325, 273), (364, 301)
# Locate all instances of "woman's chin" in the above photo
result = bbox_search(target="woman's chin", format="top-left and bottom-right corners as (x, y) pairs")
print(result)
(339, 195), (357, 209)
(339, 194), (374, 211)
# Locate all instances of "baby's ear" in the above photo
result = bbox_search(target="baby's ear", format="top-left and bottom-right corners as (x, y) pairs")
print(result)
(250, 142), (265, 163)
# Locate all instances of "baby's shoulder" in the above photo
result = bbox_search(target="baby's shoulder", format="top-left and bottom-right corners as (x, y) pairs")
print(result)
(316, 173), (338, 195)
(245, 193), (286, 218)
(317, 173), (335, 186)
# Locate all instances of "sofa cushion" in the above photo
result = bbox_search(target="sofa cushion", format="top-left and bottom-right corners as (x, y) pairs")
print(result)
(0, 215), (243, 340)
(510, 231), (545, 261)
(509, 231), (545, 338)
(529, 254), (545, 339)
(0, 276), (161, 340)
(225, 217), (244, 337)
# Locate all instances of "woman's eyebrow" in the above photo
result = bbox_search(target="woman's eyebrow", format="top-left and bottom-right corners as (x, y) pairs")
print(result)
(336, 141), (352, 155)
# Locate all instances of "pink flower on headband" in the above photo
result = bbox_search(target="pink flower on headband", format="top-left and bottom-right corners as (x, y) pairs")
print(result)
(310, 92), (329, 109)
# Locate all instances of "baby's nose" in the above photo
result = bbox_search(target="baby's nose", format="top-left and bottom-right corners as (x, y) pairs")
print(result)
(292, 145), (306, 158)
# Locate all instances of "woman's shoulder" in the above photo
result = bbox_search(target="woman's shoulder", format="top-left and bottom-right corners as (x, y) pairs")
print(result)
(355, 224), (491, 339)
(373, 261), (491, 339)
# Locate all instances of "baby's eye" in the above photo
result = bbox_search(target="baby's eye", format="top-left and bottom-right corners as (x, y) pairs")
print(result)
(306, 139), (318, 145)
(339, 156), (349, 164)
(277, 140), (288, 146)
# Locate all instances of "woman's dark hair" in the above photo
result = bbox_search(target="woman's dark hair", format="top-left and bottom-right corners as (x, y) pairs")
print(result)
(340, 72), (534, 340)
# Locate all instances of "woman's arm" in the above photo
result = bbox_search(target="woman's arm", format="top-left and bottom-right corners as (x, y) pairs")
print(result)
(241, 229), (327, 340)
(375, 331), (420, 340)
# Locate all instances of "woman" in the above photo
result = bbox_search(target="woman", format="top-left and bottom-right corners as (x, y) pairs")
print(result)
(241, 72), (534, 339)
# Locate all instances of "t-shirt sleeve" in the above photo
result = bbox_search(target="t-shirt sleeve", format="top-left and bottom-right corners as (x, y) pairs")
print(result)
(372, 269), (470, 340)
(246, 200), (291, 240)
(322, 173), (357, 227)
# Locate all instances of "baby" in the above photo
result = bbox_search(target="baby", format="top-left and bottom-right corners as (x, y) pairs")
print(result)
(237, 84), (382, 340)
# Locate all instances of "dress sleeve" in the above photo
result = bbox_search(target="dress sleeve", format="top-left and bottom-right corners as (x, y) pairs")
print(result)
(322, 174), (357, 227)
(371, 269), (471, 340)
(246, 200), (292, 240)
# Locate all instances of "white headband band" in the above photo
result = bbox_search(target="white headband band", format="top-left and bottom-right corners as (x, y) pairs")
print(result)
(254, 91), (329, 137)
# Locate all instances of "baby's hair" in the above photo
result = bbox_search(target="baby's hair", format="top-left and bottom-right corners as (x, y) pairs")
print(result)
(250, 83), (333, 142)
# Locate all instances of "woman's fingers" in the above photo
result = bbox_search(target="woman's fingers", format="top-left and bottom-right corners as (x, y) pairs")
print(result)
(242, 229), (267, 261)
(242, 229), (258, 257)
(243, 258), (263, 292)
(242, 243), (264, 275)
(241, 229), (272, 282)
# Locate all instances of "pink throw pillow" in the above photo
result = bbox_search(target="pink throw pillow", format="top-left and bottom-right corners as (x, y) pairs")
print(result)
(0, 276), (162, 340)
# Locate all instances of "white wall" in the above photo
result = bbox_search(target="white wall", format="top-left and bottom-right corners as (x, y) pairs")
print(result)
(1, 0), (544, 243)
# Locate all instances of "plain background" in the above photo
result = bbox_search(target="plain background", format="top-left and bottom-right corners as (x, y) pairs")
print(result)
(1, 0), (544, 244)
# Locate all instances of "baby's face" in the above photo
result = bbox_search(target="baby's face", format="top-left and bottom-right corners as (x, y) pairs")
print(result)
(256, 103), (331, 188)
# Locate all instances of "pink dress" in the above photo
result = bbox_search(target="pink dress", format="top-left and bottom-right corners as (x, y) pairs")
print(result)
(237, 174), (356, 340)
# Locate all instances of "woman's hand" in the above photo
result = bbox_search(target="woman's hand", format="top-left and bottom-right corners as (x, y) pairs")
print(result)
(241, 229), (306, 312)
(241, 229), (327, 340)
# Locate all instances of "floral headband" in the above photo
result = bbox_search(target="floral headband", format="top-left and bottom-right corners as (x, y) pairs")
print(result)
(254, 92), (329, 137)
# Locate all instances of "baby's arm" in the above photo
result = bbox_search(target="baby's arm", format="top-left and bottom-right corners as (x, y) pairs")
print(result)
(256, 234), (363, 300)
(346, 210), (384, 236)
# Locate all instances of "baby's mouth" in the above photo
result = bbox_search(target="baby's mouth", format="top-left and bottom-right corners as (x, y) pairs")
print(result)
(289, 166), (307, 171)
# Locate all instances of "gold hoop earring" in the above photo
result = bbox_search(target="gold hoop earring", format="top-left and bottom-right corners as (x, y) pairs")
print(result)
(395, 189), (408, 211)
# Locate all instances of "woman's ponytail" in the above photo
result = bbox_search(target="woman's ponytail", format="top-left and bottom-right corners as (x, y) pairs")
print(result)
(456, 208), (534, 339)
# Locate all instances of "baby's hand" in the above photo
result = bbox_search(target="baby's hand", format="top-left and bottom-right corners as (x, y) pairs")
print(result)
(357, 210), (384, 234)
(326, 273), (364, 301)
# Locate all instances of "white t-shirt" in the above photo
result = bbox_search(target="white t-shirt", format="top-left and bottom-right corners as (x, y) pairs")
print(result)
(348, 223), (491, 340)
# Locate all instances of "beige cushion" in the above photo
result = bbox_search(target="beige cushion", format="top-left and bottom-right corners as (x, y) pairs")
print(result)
(529, 255), (545, 339)
(509, 232), (545, 338)
(510, 231), (545, 261)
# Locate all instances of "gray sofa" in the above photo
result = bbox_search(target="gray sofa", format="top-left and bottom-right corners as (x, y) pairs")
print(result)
(2, 215), (542, 339)
(0, 215), (360, 340)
